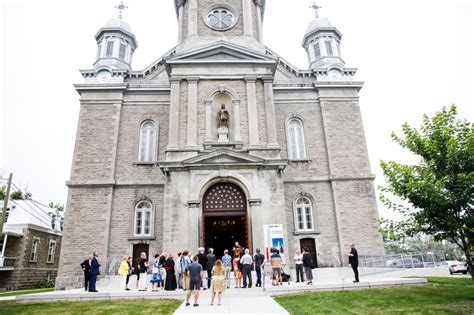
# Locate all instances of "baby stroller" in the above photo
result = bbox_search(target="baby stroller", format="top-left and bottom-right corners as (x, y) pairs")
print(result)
(281, 269), (291, 284)
(272, 267), (291, 285)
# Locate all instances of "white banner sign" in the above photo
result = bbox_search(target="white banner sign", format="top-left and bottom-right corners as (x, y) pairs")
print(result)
(264, 224), (285, 264)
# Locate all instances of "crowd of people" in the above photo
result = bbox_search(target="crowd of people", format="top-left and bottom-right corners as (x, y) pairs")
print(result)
(80, 242), (360, 307)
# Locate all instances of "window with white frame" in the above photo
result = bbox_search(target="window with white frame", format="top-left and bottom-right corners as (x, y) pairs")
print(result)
(47, 241), (56, 263)
(134, 200), (152, 236)
(314, 42), (321, 59)
(138, 121), (157, 162)
(119, 42), (127, 61)
(287, 118), (307, 160)
(106, 40), (114, 57)
(325, 40), (334, 56)
(30, 238), (39, 262)
(295, 197), (314, 232)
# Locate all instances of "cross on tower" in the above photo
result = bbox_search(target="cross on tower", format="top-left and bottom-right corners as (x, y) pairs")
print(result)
(114, 1), (128, 19)
(309, 2), (322, 19)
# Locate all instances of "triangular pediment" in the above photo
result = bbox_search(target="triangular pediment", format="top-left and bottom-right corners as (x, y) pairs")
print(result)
(183, 149), (265, 166)
(168, 41), (277, 62)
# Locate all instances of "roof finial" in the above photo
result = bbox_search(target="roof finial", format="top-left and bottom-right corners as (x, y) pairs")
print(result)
(114, 1), (128, 19)
(309, 2), (322, 19)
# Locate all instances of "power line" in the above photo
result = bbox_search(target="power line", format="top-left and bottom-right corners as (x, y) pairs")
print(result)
(8, 199), (53, 227)
(10, 183), (57, 218)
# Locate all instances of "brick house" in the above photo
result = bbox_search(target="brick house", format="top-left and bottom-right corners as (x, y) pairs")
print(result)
(0, 201), (63, 290)
(57, 1), (384, 289)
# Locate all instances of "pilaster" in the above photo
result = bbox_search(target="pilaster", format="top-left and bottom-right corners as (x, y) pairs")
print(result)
(187, 201), (200, 252)
(233, 100), (242, 142)
(246, 77), (260, 147)
(242, 0), (254, 37)
(263, 79), (279, 148)
(205, 100), (212, 141)
(188, 0), (198, 36)
(167, 78), (182, 150)
(186, 78), (199, 148)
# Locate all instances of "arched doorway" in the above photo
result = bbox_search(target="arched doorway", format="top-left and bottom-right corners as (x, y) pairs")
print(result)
(202, 182), (249, 259)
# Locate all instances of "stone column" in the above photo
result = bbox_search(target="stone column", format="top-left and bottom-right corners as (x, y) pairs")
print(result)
(263, 79), (279, 148)
(168, 78), (181, 149)
(205, 100), (212, 141)
(254, 0), (264, 43)
(248, 199), (262, 251)
(188, 0), (198, 36)
(178, 3), (184, 43)
(242, 0), (253, 37)
(188, 201), (200, 251)
(186, 78), (199, 148)
(233, 100), (242, 142)
(246, 77), (260, 147)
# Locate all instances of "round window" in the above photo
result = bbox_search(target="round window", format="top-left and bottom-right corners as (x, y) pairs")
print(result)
(206, 8), (235, 30)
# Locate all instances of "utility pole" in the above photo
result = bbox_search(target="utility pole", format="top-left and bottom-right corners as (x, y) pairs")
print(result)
(0, 173), (13, 236)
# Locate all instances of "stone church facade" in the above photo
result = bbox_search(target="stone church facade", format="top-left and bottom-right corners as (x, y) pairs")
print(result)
(56, 0), (384, 289)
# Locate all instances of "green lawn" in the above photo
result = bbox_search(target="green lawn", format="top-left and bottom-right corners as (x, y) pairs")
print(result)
(0, 300), (181, 315)
(0, 288), (54, 297)
(275, 277), (474, 315)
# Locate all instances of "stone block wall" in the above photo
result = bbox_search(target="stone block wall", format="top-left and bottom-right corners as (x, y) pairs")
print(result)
(108, 185), (165, 259)
(56, 187), (112, 289)
(283, 182), (340, 267)
(197, 0), (244, 37)
(69, 100), (122, 183)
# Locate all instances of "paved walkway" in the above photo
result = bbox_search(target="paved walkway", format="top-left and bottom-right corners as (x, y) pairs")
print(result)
(174, 290), (288, 315)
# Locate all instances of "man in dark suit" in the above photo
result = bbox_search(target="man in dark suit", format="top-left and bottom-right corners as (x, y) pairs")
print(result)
(346, 243), (359, 283)
(80, 255), (92, 291)
(196, 248), (208, 289)
(88, 252), (101, 292)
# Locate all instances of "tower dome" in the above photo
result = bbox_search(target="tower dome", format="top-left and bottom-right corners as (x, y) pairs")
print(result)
(93, 17), (138, 72)
(302, 6), (345, 70)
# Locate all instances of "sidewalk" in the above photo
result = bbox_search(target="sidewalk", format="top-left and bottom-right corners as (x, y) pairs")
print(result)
(174, 289), (288, 315)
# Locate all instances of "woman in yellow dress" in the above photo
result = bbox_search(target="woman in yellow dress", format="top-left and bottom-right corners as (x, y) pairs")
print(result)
(211, 260), (226, 306)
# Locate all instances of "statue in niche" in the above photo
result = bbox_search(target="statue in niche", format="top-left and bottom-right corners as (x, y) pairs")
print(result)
(217, 104), (229, 129)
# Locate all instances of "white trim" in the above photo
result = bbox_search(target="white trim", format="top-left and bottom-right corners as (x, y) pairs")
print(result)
(293, 197), (315, 233)
(30, 237), (40, 262)
(133, 200), (154, 237)
(286, 117), (307, 160)
(138, 120), (158, 162)
(46, 240), (56, 264)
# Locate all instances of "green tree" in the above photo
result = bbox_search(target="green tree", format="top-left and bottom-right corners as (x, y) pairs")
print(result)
(0, 186), (25, 200)
(380, 105), (474, 278)
(48, 201), (64, 212)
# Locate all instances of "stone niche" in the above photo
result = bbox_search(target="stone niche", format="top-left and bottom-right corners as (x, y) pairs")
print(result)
(205, 91), (243, 149)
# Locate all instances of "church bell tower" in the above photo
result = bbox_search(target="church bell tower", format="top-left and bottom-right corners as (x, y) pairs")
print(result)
(174, 0), (266, 52)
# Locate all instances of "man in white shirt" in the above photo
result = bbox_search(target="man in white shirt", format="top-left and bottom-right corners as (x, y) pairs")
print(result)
(240, 249), (253, 288)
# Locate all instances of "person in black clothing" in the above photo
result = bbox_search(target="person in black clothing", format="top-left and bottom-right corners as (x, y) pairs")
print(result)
(125, 256), (133, 290)
(164, 253), (177, 290)
(254, 248), (266, 287)
(206, 248), (216, 289)
(346, 243), (359, 283)
(80, 255), (92, 291)
(302, 248), (313, 285)
(196, 247), (208, 289)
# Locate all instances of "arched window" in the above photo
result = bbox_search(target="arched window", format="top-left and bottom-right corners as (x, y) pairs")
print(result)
(134, 200), (153, 236)
(138, 121), (157, 162)
(287, 118), (307, 160)
(294, 197), (314, 232)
